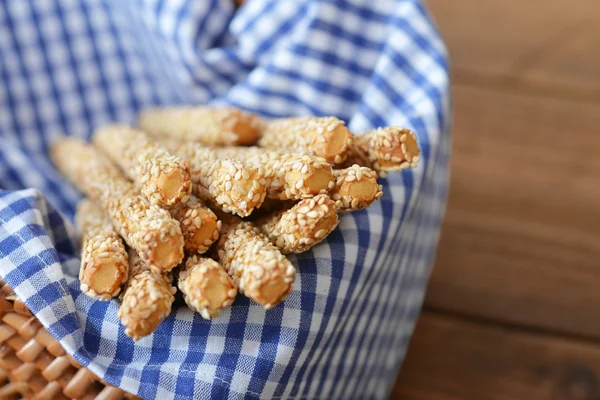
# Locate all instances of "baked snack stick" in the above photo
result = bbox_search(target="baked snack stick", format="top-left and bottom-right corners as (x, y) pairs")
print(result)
(210, 147), (334, 200)
(75, 199), (128, 300)
(331, 165), (383, 212)
(215, 215), (296, 309)
(257, 194), (339, 254)
(51, 138), (184, 271)
(137, 106), (260, 146)
(346, 127), (420, 176)
(178, 256), (237, 319)
(258, 116), (353, 165)
(118, 249), (176, 341)
(168, 195), (221, 254)
(175, 143), (267, 217)
(93, 124), (192, 206)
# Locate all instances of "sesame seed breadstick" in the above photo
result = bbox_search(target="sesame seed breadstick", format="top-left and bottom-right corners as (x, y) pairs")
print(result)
(51, 138), (184, 272)
(331, 165), (383, 212)
(168, 195), (221, 254)
(210, 147), (335, 200)
(137, 106), (260, 146)
(215, 216), (296, 309)
(257, 194), (339, 254)
(93, 124), (192, 206)
(75, 199), (128, 300)
(258, 116), (353, 165)
(175, 143), (267, 217)
(118, 249), (176, 341)
(178, 256), (237, 319)
(346, 127), (420, 176)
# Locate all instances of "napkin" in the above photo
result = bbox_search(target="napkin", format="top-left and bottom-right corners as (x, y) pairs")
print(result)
(0, 0), (450, 398)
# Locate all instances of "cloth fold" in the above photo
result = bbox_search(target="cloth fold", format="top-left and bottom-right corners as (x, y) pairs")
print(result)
(0, 0), (450, 398)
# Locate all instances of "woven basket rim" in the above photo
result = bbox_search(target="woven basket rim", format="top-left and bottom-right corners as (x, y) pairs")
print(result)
(0, 278), (140, 400)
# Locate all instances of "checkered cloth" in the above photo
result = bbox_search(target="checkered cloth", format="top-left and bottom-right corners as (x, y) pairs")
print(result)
(0, 0), (450, 398)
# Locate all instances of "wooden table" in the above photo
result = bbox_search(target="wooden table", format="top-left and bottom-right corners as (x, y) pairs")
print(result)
(392, 1), (600, 399)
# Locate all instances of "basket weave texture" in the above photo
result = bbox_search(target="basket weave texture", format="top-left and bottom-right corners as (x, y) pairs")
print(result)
(0, 279), (139, 400)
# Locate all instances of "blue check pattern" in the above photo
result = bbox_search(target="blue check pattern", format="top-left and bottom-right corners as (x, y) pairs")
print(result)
(0, 0), (450, 398)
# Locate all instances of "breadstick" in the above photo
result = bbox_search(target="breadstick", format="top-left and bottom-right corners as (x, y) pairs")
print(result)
(118, 249), (176, 341)
(175, 143), (267, 217)
(331, 165), (383, 212)
(210, 147), (334, 200)
(347, 127), (420, 176)
(215, 216), (295, 309)
(137, 106), (260, 146)
(258, 116), (353, 165)
(75, 199), (128, 300)
(93, 124), (192, 206)
(257, 194), (339, 254)
(51, 138), (184, 271)
(178, 256), (237, 319)
(168, 195), (221, 254)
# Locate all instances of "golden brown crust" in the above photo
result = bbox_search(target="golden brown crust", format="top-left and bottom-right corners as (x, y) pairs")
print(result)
(51, 138), (184, 272)
(118, 249), (176, 341)
(209, 147), (334, 200)
(346, 127), (420, 176)
(331, 165), (383, 212)
(137, 106), (260, 146)
(257, 194), (339, 254)
(75, 199), (128, 300)
(215, 216), (295, 309)
(175, 143), (267, 217)
(178, 256), (237, 319)
(258, 116), (353, 165)
(93, 124), (192, 206)
(168, 195), (221, 254)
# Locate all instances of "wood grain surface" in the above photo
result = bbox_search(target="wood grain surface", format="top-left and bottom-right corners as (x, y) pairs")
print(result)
(393, 313), (600, 400)
(427, 0), (600, 98)
(427, 84), (600, 338)
(392, 0), (600, 398)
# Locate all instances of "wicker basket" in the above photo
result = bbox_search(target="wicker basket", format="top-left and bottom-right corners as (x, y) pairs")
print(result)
(0, 279), (139, 400)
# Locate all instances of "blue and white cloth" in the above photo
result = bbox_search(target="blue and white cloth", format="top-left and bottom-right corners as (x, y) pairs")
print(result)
(0, 0), (450, 398)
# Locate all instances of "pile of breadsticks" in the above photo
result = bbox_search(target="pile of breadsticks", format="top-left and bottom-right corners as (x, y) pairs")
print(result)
(50, 106), (420, 341)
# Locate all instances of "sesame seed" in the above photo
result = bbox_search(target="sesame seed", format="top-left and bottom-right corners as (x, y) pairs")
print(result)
(286, 266), (296, 276)
(306, 211), (319, 219)
(400, 143), (408, 156)
(235, 185), (247, 194)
